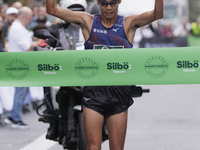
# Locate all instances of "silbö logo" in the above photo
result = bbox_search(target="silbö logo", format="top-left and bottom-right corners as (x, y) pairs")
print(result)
(107, 62), (131, 73)
(38, 64), (62, 74)
(177, 60), (199, 72)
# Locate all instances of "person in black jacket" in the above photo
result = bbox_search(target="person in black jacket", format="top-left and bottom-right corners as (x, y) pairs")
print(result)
(42, 0), (87, 140)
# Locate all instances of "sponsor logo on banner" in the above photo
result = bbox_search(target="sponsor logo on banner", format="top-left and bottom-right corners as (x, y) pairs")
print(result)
(144, 56), (169, 78)
(37, 64), (62, 74)
(177, 60), (199, 72)
(75, 57), (99, 79)
(107, 62), (132, 73)
(6, 59), (29, 80)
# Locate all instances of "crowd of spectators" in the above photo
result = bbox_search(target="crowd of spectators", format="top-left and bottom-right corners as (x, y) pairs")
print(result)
(133, 18), (192, 45)
(0, 2), (59, 53)
(132, 16), (200, 48)
(0, 0), (81, 129)
(139, 19), (191, 39)
(0, 1), (55, 128)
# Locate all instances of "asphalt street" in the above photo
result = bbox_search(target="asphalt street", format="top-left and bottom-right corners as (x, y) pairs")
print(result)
(1, 84), (200, 150)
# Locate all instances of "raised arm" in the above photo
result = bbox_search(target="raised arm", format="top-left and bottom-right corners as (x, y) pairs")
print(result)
(46, 0), (93, 40)
(125, 0), (163, 42)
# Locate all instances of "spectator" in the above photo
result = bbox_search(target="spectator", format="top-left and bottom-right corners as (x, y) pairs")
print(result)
(43, 0), (87, 140)
(29, 5), (39, 31)
(3, 7), (18, 37)
(140, 24), (155, 38)
(149, 22), (163, 38)
(3, 7), (19, 37)
(3, 7), (19, 52)
(191, 17), (200, 36)
(173, 18), (191, 37)
(11, 1), (23, 10)
(32, 5), (39, 17)
(0, 13), (14, 125)
(0, 87), (15, 125)
(37, 6), (51, 27)
(133, 28), (143, 48)
(23, 87), (44, 111)
(4, 6), (42, 129)
(162, 23), (174, 38)
(0, 3), (9, 19)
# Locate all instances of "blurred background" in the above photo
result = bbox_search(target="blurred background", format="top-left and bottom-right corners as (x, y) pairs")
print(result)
(0, 0), (199, 22)
(1, 0), (198, 48)
(0, 0), (196, 20)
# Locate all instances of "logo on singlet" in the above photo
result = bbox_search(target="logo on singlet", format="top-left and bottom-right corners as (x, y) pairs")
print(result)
(6, 59), (29, 80)
(112, 28), (119, 32)
(93, 28), (107, 34)
(84, 97), (91, 102)
(144, 56), (169, 78)
(75, 57), (99, 79)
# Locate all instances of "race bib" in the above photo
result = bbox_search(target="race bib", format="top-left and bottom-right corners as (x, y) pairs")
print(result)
(94, 45), (124, 49)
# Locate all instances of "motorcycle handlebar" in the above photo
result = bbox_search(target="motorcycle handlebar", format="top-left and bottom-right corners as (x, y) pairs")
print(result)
(142, 89), (150, 93)
(33, 46), (49, 51)
(130, 85), (150, 98)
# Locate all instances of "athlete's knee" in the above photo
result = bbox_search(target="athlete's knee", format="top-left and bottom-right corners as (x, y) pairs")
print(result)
(87, 143), (101, 150)
(110, 145), (124, 150)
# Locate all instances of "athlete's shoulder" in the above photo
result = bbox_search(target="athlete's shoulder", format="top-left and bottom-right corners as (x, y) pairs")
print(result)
(93, 13), (101, 20)
(123, 14), (139, 28)
(77, 11), (94, 27)
(123, 14), (138, 22)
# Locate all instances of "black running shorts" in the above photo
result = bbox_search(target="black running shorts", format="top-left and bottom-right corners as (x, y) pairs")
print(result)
(82, 86), (133, 116)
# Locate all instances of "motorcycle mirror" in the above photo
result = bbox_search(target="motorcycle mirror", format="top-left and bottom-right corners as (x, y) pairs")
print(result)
(34, 29), (53, 39)
(34, 29), (60, 45)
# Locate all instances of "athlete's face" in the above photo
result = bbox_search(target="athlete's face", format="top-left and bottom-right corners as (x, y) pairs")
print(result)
(97, 0), (121, 19)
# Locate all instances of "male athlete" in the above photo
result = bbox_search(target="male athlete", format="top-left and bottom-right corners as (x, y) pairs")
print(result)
(46, 0), (163, 149)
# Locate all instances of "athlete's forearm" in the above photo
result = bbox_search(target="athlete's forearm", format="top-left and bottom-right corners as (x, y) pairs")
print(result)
(46, 0), (72, 23)
(46, 0), (57, 15)
(46, 0), (83, 24)
(153, 0), (163, 20)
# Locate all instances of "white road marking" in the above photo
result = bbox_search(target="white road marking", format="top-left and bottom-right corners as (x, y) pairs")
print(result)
(19, 133), (57, 150)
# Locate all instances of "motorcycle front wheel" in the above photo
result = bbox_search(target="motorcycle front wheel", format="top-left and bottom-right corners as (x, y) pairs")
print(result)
(77, 112), (87, 150)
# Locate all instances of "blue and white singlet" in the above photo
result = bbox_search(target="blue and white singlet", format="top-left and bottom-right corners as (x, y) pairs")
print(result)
(84, 13), (133, 49)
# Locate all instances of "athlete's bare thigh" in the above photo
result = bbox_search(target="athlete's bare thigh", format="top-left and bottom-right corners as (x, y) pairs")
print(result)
(106, 110), (128, 150)
(83, 106), (104, 149)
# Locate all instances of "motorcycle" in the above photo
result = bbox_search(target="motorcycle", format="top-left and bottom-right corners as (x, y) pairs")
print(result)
(34, 28), (150, 150)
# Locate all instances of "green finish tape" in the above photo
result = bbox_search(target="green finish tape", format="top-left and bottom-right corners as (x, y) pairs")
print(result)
(0, 47), (200, 87)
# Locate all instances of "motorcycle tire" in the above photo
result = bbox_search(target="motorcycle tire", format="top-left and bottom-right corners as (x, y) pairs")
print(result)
(77, 112), (87, 150)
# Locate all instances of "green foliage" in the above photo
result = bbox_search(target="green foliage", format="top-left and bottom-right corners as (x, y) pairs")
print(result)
(189, 0), (200, 22)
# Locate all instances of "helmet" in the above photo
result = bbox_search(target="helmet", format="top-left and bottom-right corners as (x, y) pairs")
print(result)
(59, 0), (87, 11)
(90, 3), (100, 14)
